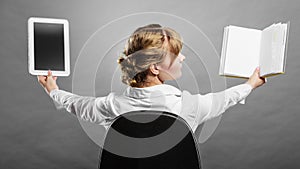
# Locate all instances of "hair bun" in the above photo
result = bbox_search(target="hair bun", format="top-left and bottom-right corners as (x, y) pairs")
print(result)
(118, 57), (125, 64)
(118, 53), (129, 64)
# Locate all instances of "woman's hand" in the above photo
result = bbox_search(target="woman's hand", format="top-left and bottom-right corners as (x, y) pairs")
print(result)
(37, 70), (59, 94)
(246, 67), (266, 89)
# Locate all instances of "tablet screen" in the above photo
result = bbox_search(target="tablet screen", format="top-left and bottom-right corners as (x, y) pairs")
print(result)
(34, 23), (65, 71)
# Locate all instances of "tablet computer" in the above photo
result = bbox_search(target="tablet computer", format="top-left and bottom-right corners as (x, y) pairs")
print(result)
(28, 17), (70, 76)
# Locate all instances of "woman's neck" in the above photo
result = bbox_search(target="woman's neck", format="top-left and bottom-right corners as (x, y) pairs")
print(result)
(139, 75), (163, 88)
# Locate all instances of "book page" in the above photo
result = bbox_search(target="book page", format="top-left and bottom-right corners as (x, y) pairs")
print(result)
(272, 23), (286, 73)
(260, 23), (288, 76)
(219, 27), (229, 74)
(223, 26), (261, 77)
(278, 23), (288, 72)
(259, 24), (275, 76)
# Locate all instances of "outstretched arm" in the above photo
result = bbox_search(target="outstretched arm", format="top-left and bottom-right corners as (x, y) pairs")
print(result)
(196, 67), (266, 124)
(37, 70), (116, 125)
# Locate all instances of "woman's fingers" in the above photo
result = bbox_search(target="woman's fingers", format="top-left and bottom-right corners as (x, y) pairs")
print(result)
(47, 70), (52, 76)
(255, 67), (265, 87)
(256, 67), (260, 75)
(246, 67), (266, 89)
(256, 67), (266, 83)
(46, 70), (58, 81)
(37, 70), (59, 94)
(37, 75), (46, 86)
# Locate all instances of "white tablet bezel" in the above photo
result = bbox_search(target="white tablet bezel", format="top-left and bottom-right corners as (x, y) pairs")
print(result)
(28, 17), (70, 76)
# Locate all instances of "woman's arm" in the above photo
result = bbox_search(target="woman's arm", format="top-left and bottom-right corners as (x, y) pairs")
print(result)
(196, 67), (266, 124)
(37, 71), (116, 125)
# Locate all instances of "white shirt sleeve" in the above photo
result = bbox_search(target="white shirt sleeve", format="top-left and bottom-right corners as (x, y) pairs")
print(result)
(49, 89), (117, 125)
(196, 83), (253, 125)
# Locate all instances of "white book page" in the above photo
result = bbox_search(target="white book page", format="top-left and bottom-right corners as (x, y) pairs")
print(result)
(259, 24), (275, 76)
(260, 23), (287, 76)
(271, 23), (285, 73)
(224, 26), (261, 77)
(278, 24), (288, 72)
(219, 27), (229, 75)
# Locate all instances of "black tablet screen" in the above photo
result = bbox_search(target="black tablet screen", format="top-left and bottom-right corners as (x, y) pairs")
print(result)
(34, 23), (65, 71)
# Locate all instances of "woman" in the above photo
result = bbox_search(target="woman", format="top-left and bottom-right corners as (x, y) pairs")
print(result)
(38, 24), (265, 132)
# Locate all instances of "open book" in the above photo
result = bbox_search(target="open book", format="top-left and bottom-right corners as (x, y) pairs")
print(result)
(219, 22), (290, 78)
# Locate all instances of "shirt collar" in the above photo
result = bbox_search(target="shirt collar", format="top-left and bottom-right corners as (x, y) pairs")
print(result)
(123, 84), (182, 99)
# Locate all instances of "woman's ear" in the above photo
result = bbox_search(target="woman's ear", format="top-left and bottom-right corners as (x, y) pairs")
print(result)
(149, 64), (159, 76)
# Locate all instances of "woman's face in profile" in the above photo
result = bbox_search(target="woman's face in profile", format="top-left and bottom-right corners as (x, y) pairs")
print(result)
(157, 52), (186, 81)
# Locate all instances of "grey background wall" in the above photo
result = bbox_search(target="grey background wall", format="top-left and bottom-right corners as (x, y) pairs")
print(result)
(1, 0), (300, 168)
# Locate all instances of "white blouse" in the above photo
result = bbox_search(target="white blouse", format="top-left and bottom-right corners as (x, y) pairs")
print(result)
(49, 83), (253, 132)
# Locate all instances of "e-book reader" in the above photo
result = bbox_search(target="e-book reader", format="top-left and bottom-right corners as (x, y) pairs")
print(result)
(28, 17), (70, 76)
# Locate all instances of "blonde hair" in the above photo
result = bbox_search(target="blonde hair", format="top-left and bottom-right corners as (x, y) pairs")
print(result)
(118, 24), (183, 87)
